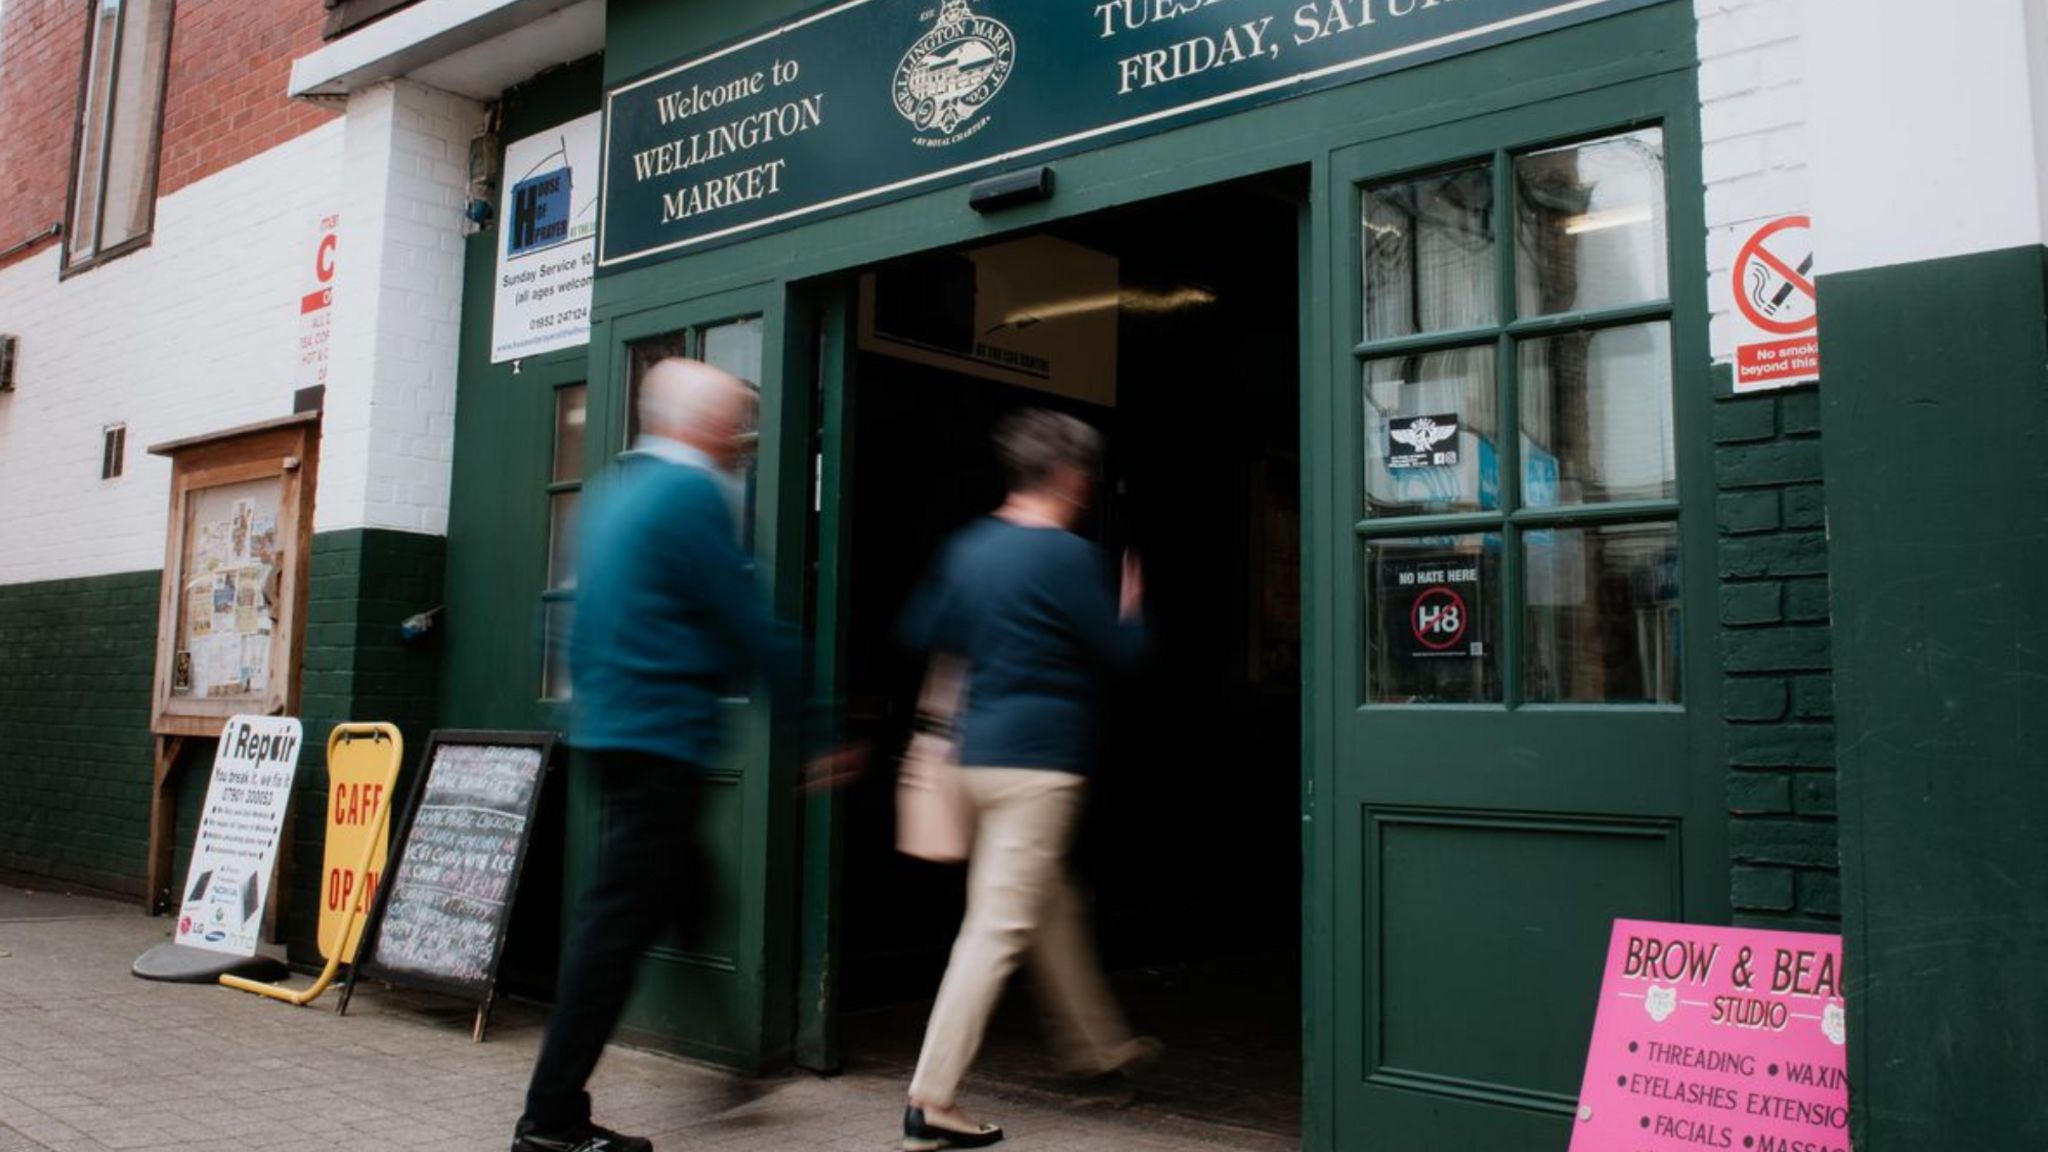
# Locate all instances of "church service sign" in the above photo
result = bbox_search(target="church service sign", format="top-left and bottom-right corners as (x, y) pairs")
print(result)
(600, 0), (1663, 268)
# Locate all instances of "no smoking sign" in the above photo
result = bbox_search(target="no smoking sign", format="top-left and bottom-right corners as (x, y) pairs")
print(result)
(1731, 215), (1820, 393)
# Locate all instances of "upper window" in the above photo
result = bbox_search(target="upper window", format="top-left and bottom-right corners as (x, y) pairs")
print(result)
(1358, 127), (1680, 707)
(626, 316), (765, 555)
(65, 0), (174, 273)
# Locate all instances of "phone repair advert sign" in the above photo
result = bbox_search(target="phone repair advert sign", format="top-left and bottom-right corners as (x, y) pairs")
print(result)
(1731, 215), (1820, 393)
(174, 716), (304, 956)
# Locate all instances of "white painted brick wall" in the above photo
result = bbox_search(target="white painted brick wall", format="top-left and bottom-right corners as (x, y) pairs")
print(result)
(1811, 0), (2048, 273)
(0, 122), (345, 586)
(318, 80), (481, 538)
(1694, 0), (1811, 365)
(0, 78), (482, 587)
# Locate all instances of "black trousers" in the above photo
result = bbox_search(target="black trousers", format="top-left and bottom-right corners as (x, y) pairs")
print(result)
(523, 749), (705, 1132)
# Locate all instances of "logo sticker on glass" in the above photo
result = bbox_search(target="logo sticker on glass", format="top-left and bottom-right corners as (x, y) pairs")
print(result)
(1388, 413), (1462, 471)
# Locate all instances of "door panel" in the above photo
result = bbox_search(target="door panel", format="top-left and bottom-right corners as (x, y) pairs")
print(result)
(1324, 75), (1719, 1149)
(568, 284), (810, 1069)
(1370, 813), (1678, 1095)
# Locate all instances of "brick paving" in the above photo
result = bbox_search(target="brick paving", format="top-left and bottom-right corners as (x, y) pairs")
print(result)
(0, 888), (1285, 1152)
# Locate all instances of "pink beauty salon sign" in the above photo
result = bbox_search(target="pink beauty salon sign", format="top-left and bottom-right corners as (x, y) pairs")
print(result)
(1571, 920), (1848, 1152)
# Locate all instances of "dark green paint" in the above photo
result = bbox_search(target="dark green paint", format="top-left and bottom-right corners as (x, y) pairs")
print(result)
(1320, 60), (1722, 1146)
(1709, 367), (1838, 931)
(594, 1), (1699, 320)
(447, 53), (819, 1064)
(0, 569), (159, 896)
(0, 527), (443, 951)
(599, 0), (1660, 267)
(795, 279), (858, 1072)
(1820, 243), (2048, 1151)
(286, 528), (448, 966)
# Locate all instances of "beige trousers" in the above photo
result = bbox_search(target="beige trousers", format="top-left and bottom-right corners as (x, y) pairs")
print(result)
(908, 767), (1138, 1109)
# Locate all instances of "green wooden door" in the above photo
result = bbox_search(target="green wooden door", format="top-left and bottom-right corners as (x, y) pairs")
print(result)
(1319, 74), (1722, 1150)
(567, 283), (813, 1070)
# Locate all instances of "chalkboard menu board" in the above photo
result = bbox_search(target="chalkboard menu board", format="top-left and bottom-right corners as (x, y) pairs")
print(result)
(340, 730), (556, 1036)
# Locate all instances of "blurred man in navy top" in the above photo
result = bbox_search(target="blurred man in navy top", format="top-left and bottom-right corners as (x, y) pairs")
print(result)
(515, 358), (849, 1152)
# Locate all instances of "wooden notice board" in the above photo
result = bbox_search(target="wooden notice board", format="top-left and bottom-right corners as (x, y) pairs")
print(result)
(143, 413), (320, 914)
(341, 731), (557, 1040)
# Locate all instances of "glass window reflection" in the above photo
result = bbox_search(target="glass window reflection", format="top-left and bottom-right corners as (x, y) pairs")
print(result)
(1518, 323), (1675, 508)
(1524, 523), (1682, 704)
(1364, 162), (1498, 341)
(1515, 128), (1668, 317)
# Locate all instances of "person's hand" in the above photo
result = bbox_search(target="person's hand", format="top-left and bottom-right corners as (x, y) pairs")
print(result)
(801, 741), (870, 794)
(1120, 548), (1144, 621)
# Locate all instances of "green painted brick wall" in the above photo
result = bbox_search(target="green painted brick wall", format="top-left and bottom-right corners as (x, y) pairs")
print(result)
(0, 529), (444, 934)
(1713, 378), (1839, 928)
(283, 528), (446, 966)
(0, 570), (161, 896)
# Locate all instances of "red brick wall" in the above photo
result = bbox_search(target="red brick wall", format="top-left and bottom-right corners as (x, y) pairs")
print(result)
(0, 0), (336, 272)
(0, 0), (85, 268)
(156, 0), (334, 199)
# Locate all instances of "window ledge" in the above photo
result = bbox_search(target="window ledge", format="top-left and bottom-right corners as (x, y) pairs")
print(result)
(58, 234), (154, 281)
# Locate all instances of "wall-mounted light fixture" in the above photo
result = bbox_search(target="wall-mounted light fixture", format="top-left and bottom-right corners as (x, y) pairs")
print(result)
(970, 167), (1055, 213)
(0, 334), (17, 393)
(466, 105), (503, 228)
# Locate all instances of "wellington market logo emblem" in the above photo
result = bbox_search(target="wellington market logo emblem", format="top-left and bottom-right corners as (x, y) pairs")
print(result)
(893, 0), (1016, 147)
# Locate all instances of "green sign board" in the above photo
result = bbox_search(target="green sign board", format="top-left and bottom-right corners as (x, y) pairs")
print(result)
(600, 0), (1661, 269)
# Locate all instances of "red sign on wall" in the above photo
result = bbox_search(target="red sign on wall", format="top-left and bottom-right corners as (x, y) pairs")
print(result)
(1731, 216), (1820, 393)
(295, 214), (338, 393)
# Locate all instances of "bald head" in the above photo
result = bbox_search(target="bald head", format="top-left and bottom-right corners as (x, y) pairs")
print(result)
(639, 358), (757, 472)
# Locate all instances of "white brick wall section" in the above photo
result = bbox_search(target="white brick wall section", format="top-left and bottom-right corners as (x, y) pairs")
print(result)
(1810, 0), (2048, 273)
(0, 122), (346, 587)
(318, 79), (482, 537)
(1694, 0), (1811, 365)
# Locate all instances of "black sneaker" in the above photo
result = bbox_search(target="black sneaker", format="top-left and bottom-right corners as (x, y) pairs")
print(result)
(510, 1121), (653, 1152)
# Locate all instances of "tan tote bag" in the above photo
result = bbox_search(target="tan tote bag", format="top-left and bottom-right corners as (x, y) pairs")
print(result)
(896, 656), (972, 863)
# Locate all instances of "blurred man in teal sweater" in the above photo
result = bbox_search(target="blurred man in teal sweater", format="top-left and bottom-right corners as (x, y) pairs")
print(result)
(514, 358), (847, 1152)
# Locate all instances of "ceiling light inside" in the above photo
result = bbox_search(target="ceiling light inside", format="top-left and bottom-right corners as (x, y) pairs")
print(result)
(1564, 206), (1654, 235)
(993, 285), (1218, 331)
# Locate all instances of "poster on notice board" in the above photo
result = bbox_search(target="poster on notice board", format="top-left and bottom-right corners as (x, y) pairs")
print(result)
(492, 112), (601, 363)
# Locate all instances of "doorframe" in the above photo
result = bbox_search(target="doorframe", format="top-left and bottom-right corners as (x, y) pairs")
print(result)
(557, 4), (1704, 1137)
(792, 182), (1329, 1096)
(796, 275), (857, 1071)
(1302, 155), (1341, 1152)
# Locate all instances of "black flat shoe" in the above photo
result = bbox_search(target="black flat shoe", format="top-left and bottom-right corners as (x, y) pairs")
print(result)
(903, 1106), (1005, 1151)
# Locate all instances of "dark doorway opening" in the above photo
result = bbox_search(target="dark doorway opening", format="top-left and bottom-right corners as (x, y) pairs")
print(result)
(829, 171), (1306, 1143)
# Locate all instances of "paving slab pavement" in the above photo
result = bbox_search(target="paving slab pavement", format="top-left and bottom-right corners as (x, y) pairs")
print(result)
(0, 888), (1282, 1152)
